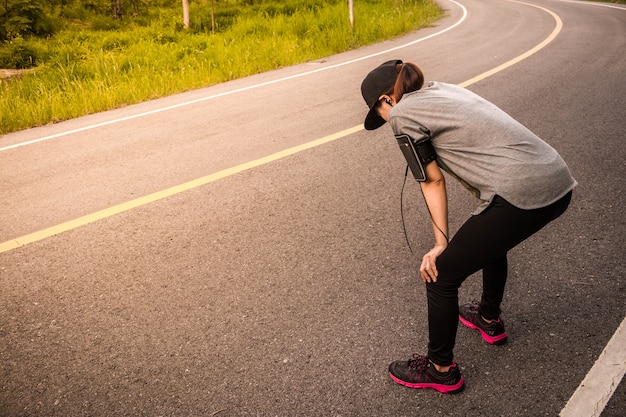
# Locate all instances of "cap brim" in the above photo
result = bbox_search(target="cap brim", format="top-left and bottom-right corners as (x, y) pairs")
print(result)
(364, 106), (387, 130)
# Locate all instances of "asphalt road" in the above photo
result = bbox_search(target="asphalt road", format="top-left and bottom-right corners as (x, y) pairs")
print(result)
(1, 0), (625, 416)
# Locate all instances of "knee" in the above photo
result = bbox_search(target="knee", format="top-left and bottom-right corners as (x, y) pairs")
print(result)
(426, 278), (459, 299)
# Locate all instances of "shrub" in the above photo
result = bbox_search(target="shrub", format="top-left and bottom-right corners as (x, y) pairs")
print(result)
(0, 38), (39, 68)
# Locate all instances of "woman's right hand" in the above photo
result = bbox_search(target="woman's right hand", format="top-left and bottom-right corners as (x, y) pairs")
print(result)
(419, 244), (447, 283)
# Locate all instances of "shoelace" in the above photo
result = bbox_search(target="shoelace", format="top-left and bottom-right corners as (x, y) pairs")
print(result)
(407, 354), (430, 370)
(467, 300), (481, 313)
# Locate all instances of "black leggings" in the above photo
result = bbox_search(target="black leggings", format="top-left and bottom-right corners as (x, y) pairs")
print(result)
(427, 191), (572, 366)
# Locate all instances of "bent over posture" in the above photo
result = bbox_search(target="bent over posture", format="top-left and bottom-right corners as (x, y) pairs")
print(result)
(361, 60), (577, 393)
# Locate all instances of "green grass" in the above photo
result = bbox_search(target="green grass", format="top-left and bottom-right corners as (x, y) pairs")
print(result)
(0, 0), (443, 135)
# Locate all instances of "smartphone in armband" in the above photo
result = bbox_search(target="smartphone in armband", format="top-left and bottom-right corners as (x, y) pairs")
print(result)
(395, 134), (437, 182)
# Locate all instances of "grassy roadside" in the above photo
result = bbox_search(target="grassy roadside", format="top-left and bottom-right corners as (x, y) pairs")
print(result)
(0, 0), (443, 136)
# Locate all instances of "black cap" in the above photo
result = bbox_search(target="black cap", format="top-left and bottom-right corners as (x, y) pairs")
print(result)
(361, 59), (402, 130)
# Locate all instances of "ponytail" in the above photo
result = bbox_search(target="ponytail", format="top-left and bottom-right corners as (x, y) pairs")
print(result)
(394, 62), (425, 102)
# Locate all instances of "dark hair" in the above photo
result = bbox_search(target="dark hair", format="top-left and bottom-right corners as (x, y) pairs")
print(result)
(394, 62), (425, 101)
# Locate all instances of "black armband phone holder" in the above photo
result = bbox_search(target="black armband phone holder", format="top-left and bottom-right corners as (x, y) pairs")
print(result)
(395, 134), (437, 182)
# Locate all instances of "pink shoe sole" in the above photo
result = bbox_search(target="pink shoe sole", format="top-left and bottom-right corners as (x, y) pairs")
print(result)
(459, 315), (508, 345)
(388, 372), (465, 393)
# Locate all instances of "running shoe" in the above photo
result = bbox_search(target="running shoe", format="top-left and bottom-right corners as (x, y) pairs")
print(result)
(388, 354), (465, 393)
(459, 300), (508, 345)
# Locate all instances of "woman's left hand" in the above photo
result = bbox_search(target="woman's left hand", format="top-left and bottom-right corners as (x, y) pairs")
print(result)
(420, 245), (447, 283)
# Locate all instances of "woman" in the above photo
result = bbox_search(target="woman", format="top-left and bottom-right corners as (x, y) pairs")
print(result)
(361, 60), (576, 393)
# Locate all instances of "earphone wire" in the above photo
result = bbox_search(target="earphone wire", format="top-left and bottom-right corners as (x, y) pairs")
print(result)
(400, 164), (450, 255)
(400, 165), (414, 255)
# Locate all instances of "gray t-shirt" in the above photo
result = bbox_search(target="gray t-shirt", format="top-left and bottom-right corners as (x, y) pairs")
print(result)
(389, 82), (577, 214)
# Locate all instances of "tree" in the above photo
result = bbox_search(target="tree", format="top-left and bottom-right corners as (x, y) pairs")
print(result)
(1, 0), (51, 41)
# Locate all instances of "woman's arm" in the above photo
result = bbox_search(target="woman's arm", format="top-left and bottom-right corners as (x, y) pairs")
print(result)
(418, 160), (448, 283)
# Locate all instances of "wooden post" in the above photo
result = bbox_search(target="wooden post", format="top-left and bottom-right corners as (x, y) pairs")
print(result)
(211, 0), (215, 34)
(348, 0), (354, 32)
(182, 0), (189, 29)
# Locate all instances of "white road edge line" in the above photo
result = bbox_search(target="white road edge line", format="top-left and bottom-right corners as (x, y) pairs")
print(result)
(554, 0), (626, 11)
(0, 1), (467, 152)
(543, 2), (626, 416)
(560, 315), (626, 417)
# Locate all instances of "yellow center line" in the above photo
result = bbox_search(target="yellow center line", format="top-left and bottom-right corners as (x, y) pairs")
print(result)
(459, 1), (563, 88)
(0, 1), (562, 255)
(0, 126), (362, 253)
